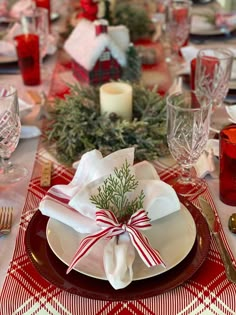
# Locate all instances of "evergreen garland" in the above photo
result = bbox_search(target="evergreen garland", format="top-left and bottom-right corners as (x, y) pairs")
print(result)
(45, 83), (168, 166)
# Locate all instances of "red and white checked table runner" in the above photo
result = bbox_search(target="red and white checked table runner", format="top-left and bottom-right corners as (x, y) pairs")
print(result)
(0, 143), (236, 315)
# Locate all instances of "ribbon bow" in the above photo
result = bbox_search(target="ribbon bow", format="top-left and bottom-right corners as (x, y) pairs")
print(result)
(67, 209), (165, 274)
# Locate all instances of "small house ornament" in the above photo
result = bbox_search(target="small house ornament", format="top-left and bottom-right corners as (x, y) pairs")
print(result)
(64, 18), (131, 85)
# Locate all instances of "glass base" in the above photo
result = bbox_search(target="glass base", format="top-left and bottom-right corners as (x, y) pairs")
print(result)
(0, 164), (28, 185)
(168, 176), (207, 197)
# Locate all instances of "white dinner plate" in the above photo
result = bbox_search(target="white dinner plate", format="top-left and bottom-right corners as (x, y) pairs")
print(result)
(46, 204), (196, 281)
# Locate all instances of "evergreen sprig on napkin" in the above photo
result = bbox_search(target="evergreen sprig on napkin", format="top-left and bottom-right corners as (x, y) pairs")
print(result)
(45, 83), (168, 165)
(90, 160), (145, 222)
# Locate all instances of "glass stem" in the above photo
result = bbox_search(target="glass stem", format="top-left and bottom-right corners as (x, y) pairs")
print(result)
(179, 166), (193, 184)
(0, 157), (13, 175)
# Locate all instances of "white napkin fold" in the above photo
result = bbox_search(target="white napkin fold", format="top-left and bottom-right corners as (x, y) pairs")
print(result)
(0, 40), (16, 57)
(194, 139), (219, 179)
(225, 105), (236, 123)
(19, 98), (33, 118)
(9, 0), (32, 19)
(191, 15), (215, 33)
(215, 13), (236, 28)
(39, 148), (180, 289)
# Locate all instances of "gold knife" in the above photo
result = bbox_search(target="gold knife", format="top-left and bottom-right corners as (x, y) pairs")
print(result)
(199, 197), (236, 284)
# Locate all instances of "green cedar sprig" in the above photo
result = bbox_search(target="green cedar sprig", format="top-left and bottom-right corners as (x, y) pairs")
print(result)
(90, 160), (145, 222)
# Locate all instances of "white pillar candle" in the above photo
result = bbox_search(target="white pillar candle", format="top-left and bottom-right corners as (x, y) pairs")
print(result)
(100, 82), (133, 121)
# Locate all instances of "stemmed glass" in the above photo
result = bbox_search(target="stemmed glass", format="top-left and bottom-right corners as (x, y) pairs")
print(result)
(0, 84), (28, 184)
(165, 0), (191, 65)
(195, 48), (234, 110)
(166, 90), (212, 196)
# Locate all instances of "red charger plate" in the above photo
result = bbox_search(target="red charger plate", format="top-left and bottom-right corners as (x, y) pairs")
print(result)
(25, 198), (210, 301)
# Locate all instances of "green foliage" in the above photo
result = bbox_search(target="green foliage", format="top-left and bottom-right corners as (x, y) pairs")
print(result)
(90, 160), (145, 222)
(122, 44), (142, 82)
(112, 3), (153, 41)
(45, 83), (168, 166)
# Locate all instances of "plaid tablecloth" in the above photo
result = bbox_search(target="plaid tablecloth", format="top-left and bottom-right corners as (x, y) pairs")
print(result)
(1, 51), (236, 315)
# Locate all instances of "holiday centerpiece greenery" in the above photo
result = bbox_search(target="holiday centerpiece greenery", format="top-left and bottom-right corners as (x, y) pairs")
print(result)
(45, 82), (168, 166)
(112, 2), (154, 42)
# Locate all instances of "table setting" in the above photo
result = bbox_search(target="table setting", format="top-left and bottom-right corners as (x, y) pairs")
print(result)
(1, 0), (236, 314)
(0, 0), (60, 76)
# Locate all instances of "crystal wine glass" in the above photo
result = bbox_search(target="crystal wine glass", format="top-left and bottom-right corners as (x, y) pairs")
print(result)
(166, 90), (212, 197)
(0, 84), (28, 184)
(165, 0), (191, 65)
(195, 48), (234, 110)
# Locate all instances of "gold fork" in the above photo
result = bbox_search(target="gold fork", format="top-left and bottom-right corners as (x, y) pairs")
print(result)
(0, 207), (13, 236)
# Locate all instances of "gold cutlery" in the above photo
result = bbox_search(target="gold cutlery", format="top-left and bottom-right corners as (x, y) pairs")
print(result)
(199, 197), (236, 284)
(0, 207), (13, 236)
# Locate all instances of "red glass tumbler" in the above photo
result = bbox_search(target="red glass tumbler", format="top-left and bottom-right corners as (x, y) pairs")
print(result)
(15, 34), (41, 86)
(34, 0), (51, 30)
(219, 125), (236, 206)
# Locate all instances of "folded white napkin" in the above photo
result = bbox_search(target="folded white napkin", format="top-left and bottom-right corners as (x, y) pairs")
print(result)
(194, 139), (219, 179)
(9, 0), (32, 19)
(19, 98), (33, 118)
(0, 40), (16, 57)
(215, 13), (236, 28)
(39, 148), (180, 289)
(191, 15), (215, 33)
(180, 46), (236, 80)
(226, 105), (236, 123)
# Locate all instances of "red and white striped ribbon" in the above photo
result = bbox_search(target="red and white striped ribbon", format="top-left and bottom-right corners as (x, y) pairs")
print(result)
(67, 209), (166, 274)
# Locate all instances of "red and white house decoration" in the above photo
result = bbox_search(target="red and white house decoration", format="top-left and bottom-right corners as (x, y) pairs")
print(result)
(64, 18), (130, 84)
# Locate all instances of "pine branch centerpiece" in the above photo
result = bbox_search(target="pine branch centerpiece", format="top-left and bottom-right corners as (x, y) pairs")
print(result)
(45, 83), (168, 165)
(90, 160), (145, 223)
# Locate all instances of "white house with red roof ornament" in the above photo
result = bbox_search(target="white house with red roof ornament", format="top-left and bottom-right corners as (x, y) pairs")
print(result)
(64, 19), (130, 84)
